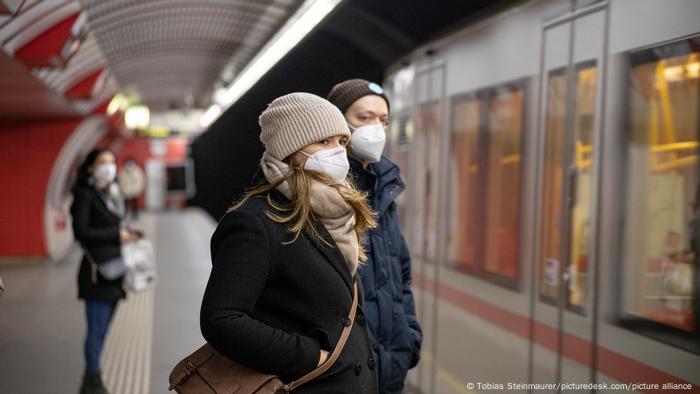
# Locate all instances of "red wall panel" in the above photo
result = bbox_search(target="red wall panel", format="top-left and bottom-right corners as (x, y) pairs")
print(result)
(115, 136), (188, 208)
(0, 119), (79, 256)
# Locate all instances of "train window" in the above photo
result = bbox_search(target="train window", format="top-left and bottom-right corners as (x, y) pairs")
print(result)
(484, 86), (524, 280)
(447, 82), (525, 287)
(539, 63), (597, 314)
(540, 70), (568, 303)
(449, 97), (481, 272)
(621, 37), (699, 352)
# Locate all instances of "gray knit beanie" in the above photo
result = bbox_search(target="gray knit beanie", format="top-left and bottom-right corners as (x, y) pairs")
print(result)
(327, 79), (390, 115)
(259, 92), (351, 160)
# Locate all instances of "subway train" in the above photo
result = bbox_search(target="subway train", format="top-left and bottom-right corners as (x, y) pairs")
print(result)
(379, 0), (700, 392)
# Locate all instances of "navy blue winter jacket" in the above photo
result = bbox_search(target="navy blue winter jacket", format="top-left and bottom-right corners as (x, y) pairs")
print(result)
(350, 156), (422, 394)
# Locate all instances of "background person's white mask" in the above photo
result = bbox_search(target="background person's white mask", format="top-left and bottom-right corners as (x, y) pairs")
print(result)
(349, 123), (386, 163)
(301, 146), (350, 182)
(93, 163), (117, 183)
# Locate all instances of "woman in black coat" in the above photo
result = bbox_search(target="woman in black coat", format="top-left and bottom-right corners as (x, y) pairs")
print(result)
(200, 93), (379, 393)
(71, 148), (139, 394)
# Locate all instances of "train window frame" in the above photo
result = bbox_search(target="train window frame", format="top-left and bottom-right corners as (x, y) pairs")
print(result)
(413, 100), (443, 264)
(538, 60), (598, 317)
(446, 78), (528, 291)
(617, 35), (700, 354)
(387, 112), (412, 230)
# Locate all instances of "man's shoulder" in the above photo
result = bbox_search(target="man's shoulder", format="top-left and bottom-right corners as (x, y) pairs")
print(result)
(373, 157), (400, 177)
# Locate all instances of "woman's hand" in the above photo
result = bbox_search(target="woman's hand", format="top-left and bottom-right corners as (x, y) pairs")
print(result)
(317, 349), (329, 366)
(120, 228), (137, 243)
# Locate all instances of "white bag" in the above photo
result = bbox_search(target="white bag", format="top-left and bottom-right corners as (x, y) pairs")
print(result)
(122, 239), (157, 292)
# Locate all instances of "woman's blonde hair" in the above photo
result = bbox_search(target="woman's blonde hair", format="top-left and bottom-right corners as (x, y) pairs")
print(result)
(231, 163), (377, 261)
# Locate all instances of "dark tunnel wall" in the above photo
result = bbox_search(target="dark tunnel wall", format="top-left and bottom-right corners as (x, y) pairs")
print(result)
(189, 0), (505, 220)
(189, 29), (383, 220)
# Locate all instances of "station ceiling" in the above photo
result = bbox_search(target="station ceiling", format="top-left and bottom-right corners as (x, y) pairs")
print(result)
(0, 0), (506, 121)
(0, 0), (302, 119)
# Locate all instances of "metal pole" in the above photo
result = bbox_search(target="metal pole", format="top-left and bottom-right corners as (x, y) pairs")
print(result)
(528, 14), (549, 394)
(556, 1), (578, 391)
(589, 4), (611, 393)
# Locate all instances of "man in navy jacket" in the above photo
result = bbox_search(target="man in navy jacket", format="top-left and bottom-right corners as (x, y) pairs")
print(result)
(328, 79), (423, 393)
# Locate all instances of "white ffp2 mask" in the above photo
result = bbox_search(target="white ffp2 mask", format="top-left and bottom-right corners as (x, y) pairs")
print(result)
(93, 163), (117, 183)
(349, 123), (386, 163)
(301, 146), (350, 182)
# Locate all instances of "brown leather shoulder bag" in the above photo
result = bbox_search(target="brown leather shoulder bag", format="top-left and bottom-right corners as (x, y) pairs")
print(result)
(168, 283), (359, 394)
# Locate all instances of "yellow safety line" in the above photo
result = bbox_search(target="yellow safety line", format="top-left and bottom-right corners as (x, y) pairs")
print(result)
(100, 213), (158, 394)
(419, 349), (476, 394)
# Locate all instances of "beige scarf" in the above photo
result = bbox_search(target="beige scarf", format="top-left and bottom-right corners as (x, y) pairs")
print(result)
(261, 152), (359, 276)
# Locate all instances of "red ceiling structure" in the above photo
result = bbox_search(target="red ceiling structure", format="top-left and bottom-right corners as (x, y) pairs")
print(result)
(64, 68), (102, 99)
(0, 0), (304, 120)
(14, 12), (78, 68)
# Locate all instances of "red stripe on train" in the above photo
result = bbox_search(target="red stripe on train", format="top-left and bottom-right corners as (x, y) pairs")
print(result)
(413, 273), (698, 393)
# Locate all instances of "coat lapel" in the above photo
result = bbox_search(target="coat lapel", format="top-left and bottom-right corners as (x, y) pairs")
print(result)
(269, 189), (354, 296)
(91, 187), (122, 221)
(304, 218), (354, 297)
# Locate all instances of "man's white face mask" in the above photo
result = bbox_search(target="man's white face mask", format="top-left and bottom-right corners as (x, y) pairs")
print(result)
(348, 123), (386, 163)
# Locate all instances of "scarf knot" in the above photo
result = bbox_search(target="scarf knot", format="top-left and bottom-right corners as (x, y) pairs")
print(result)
(260, 152), (359, 276)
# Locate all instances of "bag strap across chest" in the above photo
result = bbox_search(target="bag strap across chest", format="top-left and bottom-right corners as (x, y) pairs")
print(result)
(284, 281), (359, 391)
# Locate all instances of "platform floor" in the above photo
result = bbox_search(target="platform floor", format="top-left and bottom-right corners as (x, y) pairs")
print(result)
(0, 209), (215, 394)
(0, 208), (481, 394)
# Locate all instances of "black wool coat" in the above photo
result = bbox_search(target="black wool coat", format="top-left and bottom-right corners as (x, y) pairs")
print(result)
(71, 184), (126, 302)
(200, 191), (378, 393)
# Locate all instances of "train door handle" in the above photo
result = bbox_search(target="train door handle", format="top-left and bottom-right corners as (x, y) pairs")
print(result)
(568, 165), (578, 209)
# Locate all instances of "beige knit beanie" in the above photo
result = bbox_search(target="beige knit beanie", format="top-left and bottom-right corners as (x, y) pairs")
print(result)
(259, 92), (351, 161)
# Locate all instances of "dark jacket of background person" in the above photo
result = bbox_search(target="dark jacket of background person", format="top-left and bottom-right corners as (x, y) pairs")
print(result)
(349, 156), (423, 393)
(200, 191), (378, 393)
(71, 184), (126, 302)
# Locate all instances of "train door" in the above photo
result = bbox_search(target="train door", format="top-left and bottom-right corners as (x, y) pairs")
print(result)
(406, 60), (448, 394)
(532, 1), (608, 390)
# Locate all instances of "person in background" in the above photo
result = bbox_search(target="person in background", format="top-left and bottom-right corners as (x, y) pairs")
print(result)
(117, 157), (145, 220)
(71, 148), (139, 394)
(200, 93), (378, 392)
(328, 79), (423, 393)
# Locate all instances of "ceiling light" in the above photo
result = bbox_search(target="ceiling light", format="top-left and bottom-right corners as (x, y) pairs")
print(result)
(202, 0), (341, 128)
(199, 105), (222, 129)
(213, 87), (228, 106)
(125, 105), (150, 129)
(107, 93), (127, 116)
